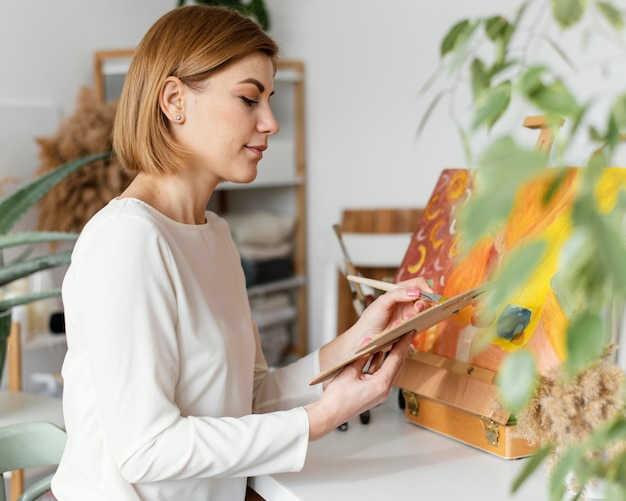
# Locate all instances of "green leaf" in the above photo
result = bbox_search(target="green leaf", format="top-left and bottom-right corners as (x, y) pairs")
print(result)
(472, 81), (512, 130)
(531, 81), (579, 117)
(605, 482), (626, 501)
(497, 350), (538, 413)
(585, 417), (626, 451)
(458, 137), (548, 247)
(549, 444), (585, 501)
(0, 231), (79, 251)
(440, 19), (471, 56)
(604, 445), (626, 489)
(0, 251), (72, 288)
(557, 227), (603, 315)
(611, 94), (626, 131)
(551, 0), (588, 29)
(605, 115), (621, 159)
(584, 149), (607, 186)
(520, 66), (548, 98)
(511, 443), (554, 493)
(490, 59), (517, 78)
(485, 240), (547, 314)
(596, 2), (624, 31)
(564, 177), (626, 304)
(457, 190), (511, 247)
(565, 312), (606, 375)
(448, 21), (482, 74)
(0, 152), (111, 235)
(542, 167), (570, 206)
(479, 136), (548, 186)
(593, 214), (626, 293)
(470, 58), (491, 101)
(0, 289), (62, 311)
(485, 16), (512, 41)
(588, 126), (604, 142)
(457, 126), (473, 166)
(485, 16), (514, 63)
(553, 105), (589, 145)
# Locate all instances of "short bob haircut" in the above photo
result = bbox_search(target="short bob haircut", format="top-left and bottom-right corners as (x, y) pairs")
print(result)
(113, 5), (279, 175)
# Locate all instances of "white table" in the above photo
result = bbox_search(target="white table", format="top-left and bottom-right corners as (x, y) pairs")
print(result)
(0, 390), (64, 428)
(251, 393), (549, 501)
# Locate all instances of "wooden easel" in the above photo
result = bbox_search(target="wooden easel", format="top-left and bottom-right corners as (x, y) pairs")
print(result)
(335, 208), (424, 335)
(394, 115), (563, 458)
(523, 114), (563, 152)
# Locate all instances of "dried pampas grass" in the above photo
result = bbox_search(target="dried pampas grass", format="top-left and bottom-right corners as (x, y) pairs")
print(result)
(515, 346), (626, 470)
(35, 86), (135, 232)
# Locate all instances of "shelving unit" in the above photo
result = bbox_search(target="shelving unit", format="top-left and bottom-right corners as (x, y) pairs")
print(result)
(93, 50), (308, 364)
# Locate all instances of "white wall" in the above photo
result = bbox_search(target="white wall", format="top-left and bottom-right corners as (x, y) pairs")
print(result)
(2, 1), (625, 352)
(265, 0), (505, 349)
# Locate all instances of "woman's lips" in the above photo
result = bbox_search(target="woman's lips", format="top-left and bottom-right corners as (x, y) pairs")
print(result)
(246, 144), (267, 159)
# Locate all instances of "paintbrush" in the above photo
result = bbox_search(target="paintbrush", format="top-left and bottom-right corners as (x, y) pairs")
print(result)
(333, 224), (366, 314)
(346, 275), (446, 303)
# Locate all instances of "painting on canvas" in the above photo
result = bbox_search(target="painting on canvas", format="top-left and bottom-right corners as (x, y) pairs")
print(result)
(395, 167), (626, 374)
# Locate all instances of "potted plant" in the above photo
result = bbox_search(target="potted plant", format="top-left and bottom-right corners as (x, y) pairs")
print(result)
(176, 0), (270, 31)
(0, 151), (112, 386)
(420, 0), (626, 498)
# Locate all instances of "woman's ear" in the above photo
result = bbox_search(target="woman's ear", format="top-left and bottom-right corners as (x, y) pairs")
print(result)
(160, 76), (185, 124)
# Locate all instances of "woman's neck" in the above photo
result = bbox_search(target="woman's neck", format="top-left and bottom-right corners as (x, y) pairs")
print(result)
(119, 172), (213, 225)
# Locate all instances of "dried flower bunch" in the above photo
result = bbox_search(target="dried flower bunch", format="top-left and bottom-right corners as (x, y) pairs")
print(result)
(515, 346), (626, 469)
(35, 86), (134, 233)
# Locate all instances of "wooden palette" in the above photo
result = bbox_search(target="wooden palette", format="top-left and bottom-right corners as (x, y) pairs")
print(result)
(309, 283), (489, 386)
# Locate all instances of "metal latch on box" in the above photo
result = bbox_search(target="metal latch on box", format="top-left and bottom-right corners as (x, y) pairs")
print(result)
(402, 389), (500, 448)
(402, 389), (419, 416)
(480, 417), (499, 447)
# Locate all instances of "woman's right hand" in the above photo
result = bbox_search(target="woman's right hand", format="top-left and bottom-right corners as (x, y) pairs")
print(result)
(303, 329), (414, 441)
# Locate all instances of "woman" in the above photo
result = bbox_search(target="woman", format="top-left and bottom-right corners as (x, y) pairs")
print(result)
(52, 5), (431, 500)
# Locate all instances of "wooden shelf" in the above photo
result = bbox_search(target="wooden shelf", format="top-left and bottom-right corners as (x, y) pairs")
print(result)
(22, 333), (66, 352)
(252, 304), (297, 330)
(247, 275), (306, 298)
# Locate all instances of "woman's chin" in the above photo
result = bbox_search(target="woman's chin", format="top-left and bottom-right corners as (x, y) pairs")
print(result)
(220, 169), (258, 186)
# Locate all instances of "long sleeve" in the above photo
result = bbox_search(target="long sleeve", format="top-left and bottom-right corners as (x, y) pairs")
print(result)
(53, 199), (312, 501)
(252, 323), (323, 413)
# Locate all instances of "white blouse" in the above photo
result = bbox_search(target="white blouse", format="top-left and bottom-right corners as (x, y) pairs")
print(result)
(52, 198), (322, 501)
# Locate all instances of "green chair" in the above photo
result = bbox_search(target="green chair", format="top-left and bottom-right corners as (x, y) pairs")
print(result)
(0, 422), (66, 501)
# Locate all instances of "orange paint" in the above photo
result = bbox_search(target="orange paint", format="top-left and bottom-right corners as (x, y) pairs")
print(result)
(395, 167), (626, 375)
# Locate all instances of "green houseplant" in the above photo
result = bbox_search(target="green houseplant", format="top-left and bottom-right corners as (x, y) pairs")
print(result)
(0, 151), (112, 385)
(420, 0), (626, 498)
(176, 0), (270, 31)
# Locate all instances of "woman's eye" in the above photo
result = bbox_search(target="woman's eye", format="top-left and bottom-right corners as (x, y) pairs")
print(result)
(240, 96), (259, 106)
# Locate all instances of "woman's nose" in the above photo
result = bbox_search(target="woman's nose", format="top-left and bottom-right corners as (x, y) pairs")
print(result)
(259, 107), (280, 135)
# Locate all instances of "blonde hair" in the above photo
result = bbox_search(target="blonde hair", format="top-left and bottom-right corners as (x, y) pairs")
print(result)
(113, 5), (279, 175)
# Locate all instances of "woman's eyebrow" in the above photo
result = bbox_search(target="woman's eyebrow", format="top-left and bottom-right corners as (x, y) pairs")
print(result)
(238, 77), (274, 97)
(239, 78), (265, 93)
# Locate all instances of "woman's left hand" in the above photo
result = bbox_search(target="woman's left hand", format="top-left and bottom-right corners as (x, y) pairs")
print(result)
(319, 276), (433, 374)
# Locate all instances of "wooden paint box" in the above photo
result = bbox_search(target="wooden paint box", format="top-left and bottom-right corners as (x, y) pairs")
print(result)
(394, 348), (536, 460)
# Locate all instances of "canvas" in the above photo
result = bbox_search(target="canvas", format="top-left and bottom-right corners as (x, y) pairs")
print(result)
(395, 167), (626, 375)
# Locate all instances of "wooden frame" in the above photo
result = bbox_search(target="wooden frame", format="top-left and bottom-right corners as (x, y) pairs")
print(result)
(93, 49), (135, 103)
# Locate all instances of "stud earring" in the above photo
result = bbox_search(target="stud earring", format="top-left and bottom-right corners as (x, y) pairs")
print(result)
(175, 115), (182, 121)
